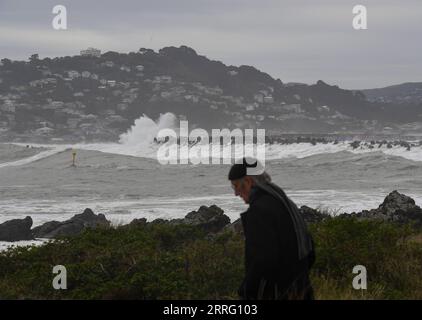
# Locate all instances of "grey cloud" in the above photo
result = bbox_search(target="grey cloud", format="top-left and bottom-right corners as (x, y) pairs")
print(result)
(0, 0), (421, 89)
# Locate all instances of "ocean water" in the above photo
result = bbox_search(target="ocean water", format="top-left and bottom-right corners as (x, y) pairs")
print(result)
(1, 114), (422, 249)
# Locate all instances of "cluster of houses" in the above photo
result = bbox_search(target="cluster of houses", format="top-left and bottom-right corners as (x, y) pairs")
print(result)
(0, 47), (352, 140)
(0, 66), (327, 139)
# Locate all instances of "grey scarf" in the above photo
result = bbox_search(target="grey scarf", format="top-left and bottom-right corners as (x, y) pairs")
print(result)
(252, 181), (314, 260)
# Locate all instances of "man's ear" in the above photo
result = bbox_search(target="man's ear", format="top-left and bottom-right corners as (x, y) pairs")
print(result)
(244, 176), (254, 188)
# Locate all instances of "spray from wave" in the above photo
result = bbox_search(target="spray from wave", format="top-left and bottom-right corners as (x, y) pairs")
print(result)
(73, 113), (178, 158)
(118, 113), (177, 146)
(2, 113), (422, 165)
(1, 113), (179, 166)
(103, 117), (422, 162)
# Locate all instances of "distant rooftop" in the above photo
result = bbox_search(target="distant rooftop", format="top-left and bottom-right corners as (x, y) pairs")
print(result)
(80, 47), (101, 57)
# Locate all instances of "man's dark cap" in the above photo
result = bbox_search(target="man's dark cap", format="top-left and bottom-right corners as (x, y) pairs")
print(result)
(228, 157), (259, 180)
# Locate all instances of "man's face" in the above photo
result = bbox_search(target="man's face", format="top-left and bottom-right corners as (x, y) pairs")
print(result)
(231, 177), (253, 204)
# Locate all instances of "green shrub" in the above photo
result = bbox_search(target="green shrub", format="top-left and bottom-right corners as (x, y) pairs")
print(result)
(310, 217), (422, 299)
(0, 224), (243, 299)
(0, 217), (421, 299)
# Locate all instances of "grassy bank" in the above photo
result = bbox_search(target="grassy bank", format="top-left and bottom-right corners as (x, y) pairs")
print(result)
(0, 217), (421, 299)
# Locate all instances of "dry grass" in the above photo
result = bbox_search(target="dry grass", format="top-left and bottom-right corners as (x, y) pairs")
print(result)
(311, 275), (386, 300)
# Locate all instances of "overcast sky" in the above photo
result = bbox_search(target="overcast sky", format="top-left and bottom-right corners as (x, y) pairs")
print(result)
(0, 0), (421, 89)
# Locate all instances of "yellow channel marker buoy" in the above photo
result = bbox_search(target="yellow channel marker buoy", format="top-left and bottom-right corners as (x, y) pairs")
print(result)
(71, 150), (77, 167)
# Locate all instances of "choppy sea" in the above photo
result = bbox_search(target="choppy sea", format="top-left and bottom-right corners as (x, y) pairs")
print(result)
(1, 114), (422, 249)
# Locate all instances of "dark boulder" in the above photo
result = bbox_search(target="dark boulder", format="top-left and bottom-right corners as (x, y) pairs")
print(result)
(350, 141), (361, 149)
(223, 218), (243, 235)
(182, 205), (230, 233)
(31, 221), (62, 238)
(32, 208), (110, 238)
(167, 205), (230, 233)
(299, 206), (330, 223)
(149, 218), (169, 225)
(0, 216), (34, 242)
(378, 190), (418, 214)
(126, 205), (230, 233)
(128, 218), (147, 228)
(350, 191), (422, 225)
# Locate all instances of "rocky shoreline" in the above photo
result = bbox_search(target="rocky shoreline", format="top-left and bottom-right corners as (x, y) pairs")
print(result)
(2, 136), (422, 148)
(0, 190), (421, 243)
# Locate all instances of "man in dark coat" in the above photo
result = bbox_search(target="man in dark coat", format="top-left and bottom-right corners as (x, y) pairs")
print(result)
(229, 158), (315, 300)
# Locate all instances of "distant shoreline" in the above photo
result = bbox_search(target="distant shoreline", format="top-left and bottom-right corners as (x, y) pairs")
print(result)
(1, 132), (422, 145)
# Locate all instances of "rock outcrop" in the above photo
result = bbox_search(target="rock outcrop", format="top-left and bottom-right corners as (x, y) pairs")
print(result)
(1, 191), (420, 243)
(179, 205), (231, 233)
(223, 218), (243, 235)
(0, 216), (34, 242)
(128, 218), (147, 228)
(223, 205), (330, 235)
(32, 208), (110, 238)
(299, 206), (330, 223)
(223, 191), (422, 234)
(128, 205), (231, 234)
(346, 190), (422, 225)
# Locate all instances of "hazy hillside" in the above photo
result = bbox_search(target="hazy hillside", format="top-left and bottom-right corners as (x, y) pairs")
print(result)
(361, 82), (422, 104)
(1, 46), (422, 142)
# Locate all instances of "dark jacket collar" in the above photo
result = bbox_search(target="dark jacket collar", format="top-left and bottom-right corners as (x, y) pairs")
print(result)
(248, 186), (263, 204)
(244, 181), (314, 261)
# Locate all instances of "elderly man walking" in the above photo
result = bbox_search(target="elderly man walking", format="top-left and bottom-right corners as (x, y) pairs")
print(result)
(229, 158), (315, 300)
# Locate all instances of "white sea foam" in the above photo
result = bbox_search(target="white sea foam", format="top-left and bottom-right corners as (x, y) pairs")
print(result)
(1, 113), (422, 168)
(381, 145), (422, 162)
(6, 140), (421, 165)
(0, 239), (48, 252)
(72, 116), (422, 163)
(76, 140), (421, 162)
(0, 146), (68, 168)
